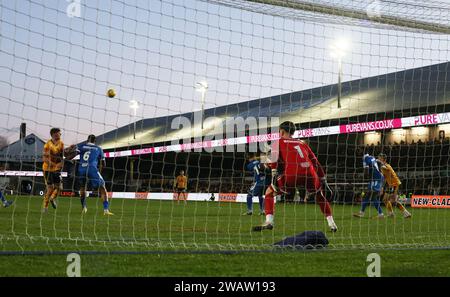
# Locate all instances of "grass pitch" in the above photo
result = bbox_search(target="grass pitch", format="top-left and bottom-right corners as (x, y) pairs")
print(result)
(1, 195), (450, 276)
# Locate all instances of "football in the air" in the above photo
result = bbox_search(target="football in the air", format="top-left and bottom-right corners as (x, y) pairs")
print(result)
(107, 88), (116, 98)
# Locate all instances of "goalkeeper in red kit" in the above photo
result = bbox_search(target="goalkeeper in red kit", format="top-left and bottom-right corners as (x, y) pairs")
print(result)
(253, 121), (338, 232)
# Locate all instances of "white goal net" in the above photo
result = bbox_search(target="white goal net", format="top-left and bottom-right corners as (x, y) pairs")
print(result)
(0, 0), (449, 253)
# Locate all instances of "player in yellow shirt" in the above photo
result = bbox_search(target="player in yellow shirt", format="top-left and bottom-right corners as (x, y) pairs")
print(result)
(174, 170), (188, 203)
(377, 153), (411, 218)
(42, 128), (74, 213)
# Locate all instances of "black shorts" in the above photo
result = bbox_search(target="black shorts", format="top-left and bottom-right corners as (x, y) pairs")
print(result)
(43, 171), (61, 186)
(384, 185), (399, 194)
(176, 188), (186, 193)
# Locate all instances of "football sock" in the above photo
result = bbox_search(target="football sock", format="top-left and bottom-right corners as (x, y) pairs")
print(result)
(264, 192), (275, 220)
(384, 198), (393, 213)
(246, 193), (253, 211)
(50, 188), (58, 200)
(43, 191), (50, 208)
(80, 195), (86, 208)
(326, 216), (335, 226)
(258, 195), (264, 213)
(316, 191), (332, 217)
(361, 194), (370, 212)
(374, 198), (383, 215)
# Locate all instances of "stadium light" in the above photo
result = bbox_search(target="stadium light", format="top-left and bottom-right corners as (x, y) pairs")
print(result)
(330, 38), (350, 109)
(129, 100), (139, 139)
(195, 81), (208, 131)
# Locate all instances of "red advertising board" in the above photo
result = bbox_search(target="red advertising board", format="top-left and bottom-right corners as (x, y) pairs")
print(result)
(218, 193), (237, 202)
(411, 195), (450, 209)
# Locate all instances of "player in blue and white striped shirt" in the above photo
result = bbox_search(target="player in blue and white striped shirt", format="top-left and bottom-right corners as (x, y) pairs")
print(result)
(243, 154), (266, 215)
(353, 153), (385, 218)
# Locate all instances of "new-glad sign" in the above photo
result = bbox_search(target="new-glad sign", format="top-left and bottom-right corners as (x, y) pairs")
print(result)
(411, 195), (450, 209)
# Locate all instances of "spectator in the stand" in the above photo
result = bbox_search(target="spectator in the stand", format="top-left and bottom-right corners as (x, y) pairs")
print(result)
(433, 185), (440, 196)
(354, 192), (364, 203)
(26, 183), (32, 194)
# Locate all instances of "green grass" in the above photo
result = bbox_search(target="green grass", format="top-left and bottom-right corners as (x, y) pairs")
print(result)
(2, 250), (450, 276)
(1, 195), (450, 276)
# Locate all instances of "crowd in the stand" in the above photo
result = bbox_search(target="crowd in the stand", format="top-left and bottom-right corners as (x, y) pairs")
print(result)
(135, 140), (450, 198)
(354, 138), (450, 167)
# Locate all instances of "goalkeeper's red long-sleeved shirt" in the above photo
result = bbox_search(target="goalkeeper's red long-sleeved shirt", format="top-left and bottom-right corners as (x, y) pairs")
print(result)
(269, 137), (325, 179)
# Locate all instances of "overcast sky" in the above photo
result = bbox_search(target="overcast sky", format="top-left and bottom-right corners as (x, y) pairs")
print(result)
(0, 0), (449, 145)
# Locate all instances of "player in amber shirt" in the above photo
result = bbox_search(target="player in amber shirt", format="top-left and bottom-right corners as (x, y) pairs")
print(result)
(174, 170), (188, 203)
(378, 153), (411, 218)
(42, 128), (74, 213)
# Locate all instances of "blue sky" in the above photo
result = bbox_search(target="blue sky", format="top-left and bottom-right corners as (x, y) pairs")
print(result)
(0, 0), (449, 145)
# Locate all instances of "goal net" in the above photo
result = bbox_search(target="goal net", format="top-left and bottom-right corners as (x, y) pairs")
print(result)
(0, 0), (449, 254)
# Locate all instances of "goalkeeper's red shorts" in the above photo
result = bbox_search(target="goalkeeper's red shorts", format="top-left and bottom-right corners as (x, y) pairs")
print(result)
(274, 173), (321, 194)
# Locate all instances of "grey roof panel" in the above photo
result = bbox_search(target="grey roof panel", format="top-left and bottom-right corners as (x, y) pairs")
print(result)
(97, 61), (450, 149)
